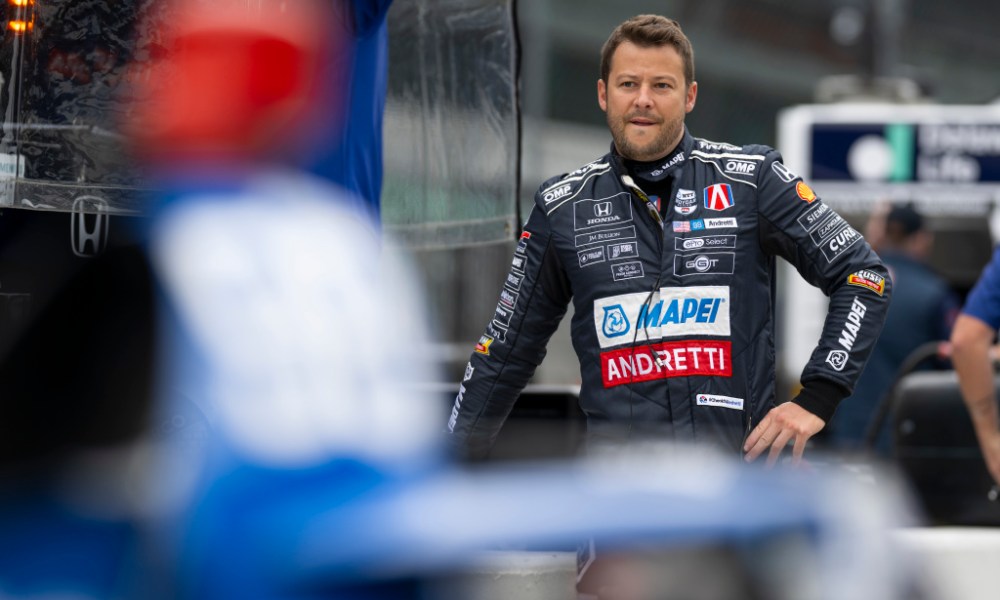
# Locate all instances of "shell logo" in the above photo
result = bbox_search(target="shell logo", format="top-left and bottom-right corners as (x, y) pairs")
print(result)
(796, 181), (817, 203)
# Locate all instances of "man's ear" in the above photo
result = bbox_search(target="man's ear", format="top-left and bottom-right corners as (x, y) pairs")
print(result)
(597, 78), (608, 112)
(685, 81), (698, 113)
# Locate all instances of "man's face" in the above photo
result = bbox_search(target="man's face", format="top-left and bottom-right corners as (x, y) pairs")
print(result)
(598, 41), (697, 162)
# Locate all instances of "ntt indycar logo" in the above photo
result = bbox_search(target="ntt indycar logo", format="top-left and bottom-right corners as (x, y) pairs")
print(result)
(601, 340), (732, 387)
(593, 286), (730, 349)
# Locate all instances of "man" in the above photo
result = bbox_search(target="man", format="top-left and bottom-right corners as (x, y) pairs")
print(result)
(447, 15), (891, 467)
(827, 203), (957, 452)
(950, 246), (1000, 487)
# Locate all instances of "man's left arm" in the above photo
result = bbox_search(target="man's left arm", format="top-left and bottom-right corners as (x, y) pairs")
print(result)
(744, 149), (892, 465)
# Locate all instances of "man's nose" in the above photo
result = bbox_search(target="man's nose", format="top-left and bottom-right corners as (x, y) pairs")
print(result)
(634, 83), (654, 108)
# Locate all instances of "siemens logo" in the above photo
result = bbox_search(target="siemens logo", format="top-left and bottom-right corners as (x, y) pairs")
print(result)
(593, 286), (731, 348)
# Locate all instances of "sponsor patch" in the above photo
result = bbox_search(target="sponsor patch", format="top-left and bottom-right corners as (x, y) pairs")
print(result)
(448, 384), (466, 431)
(724, 160), (757, 176)
(611, 261), (644, 282)
(826, 350), (848, 371)
(837, 297), (868, 352)
(820, 224), (862, 263)
(573, 192), (634, 231)
(675, 235), (737, 251)
(494, 303), (514, 327)
(796, 181), (817, 203)
(698, 140), (741, 152)
(601, 340), (733, 387)
(674, 189), (697, 215)
(809, 213), (846, 246)
(578, 246), (606, 268)
(674, 252), (736, 277)
(771, 161), (797, 183)
(593, 286), (730, 348)
(650, 151), (685, 177)
(696, 394), (744, 411)
(463, 362), (475, 381)
(847, 270), (886, 296)
(704, 183), (735, 211)
(474, 335), (493, 356)
(673, 221), (691, 233)
(511, 254), (526, 272)
(487, 321), (508, 344)
(575, 225), (637, 248)
(797, 202), (831, 233)
(506, 271), (524, 290)
(607, 241), (638, 260)
(702, 217), (738, 229)
(542, 183), (572, 204)
(499, 288), (519, 309)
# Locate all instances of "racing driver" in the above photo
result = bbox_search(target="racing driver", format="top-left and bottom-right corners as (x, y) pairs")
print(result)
(447, 15), (891, 467)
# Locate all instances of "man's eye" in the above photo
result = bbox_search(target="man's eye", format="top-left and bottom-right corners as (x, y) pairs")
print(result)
(620, 81), (636, 88)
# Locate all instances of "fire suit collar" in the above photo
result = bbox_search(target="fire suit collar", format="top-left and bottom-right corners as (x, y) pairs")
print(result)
(613, 130), (694, 184)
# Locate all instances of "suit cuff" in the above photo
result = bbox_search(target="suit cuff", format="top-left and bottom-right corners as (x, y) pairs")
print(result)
(791, 378), (849, 423)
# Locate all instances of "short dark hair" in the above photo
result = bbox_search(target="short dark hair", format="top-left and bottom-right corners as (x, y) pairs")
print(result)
(600, 15), (695, 86)
(885, 202), (925, 243)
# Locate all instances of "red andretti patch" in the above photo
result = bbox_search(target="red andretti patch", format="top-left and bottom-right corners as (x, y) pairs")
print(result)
(601, 340), (732, 388)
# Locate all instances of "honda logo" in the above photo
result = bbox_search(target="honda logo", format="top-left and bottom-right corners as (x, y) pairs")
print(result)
(594, 202), (613, 217)
(70, 196), (110, 257)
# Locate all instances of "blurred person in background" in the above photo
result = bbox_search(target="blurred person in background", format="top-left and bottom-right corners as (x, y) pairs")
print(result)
(447, 14), (891, 471)
(125, 0), (443, 596)
(308, 0), (394, 217)
(825, 203), (958, 454)
(950, 246), (1000, 487)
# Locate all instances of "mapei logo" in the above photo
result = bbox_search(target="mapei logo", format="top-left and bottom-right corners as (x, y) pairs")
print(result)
(593, 286), (730, 348)
(601, 304), (630, 338)
(70, 195), (110, 258)
(724, 160), (757, 176)
(704, 184), (734, 211)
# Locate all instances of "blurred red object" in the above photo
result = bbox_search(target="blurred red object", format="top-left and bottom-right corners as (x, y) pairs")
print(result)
(125, 0), (341, 163)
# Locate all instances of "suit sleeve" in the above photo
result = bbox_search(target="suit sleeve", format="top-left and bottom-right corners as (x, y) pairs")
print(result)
(446, 202), (573, 458)
(756, 149), (892, 422)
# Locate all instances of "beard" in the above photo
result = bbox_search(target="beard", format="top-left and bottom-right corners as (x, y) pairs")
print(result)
(607, 110), (684, 162)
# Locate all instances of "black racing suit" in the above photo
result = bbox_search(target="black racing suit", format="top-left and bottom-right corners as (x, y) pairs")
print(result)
(447, 130), (891, 458)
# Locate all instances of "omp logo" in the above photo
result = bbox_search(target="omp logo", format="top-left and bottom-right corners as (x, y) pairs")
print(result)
(594, 202), (612, 217)
(593, 286), (730, 348)
(543, 184), (571, 203)
(725, 160), (756, 175)
(71, 196), (110, 258)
